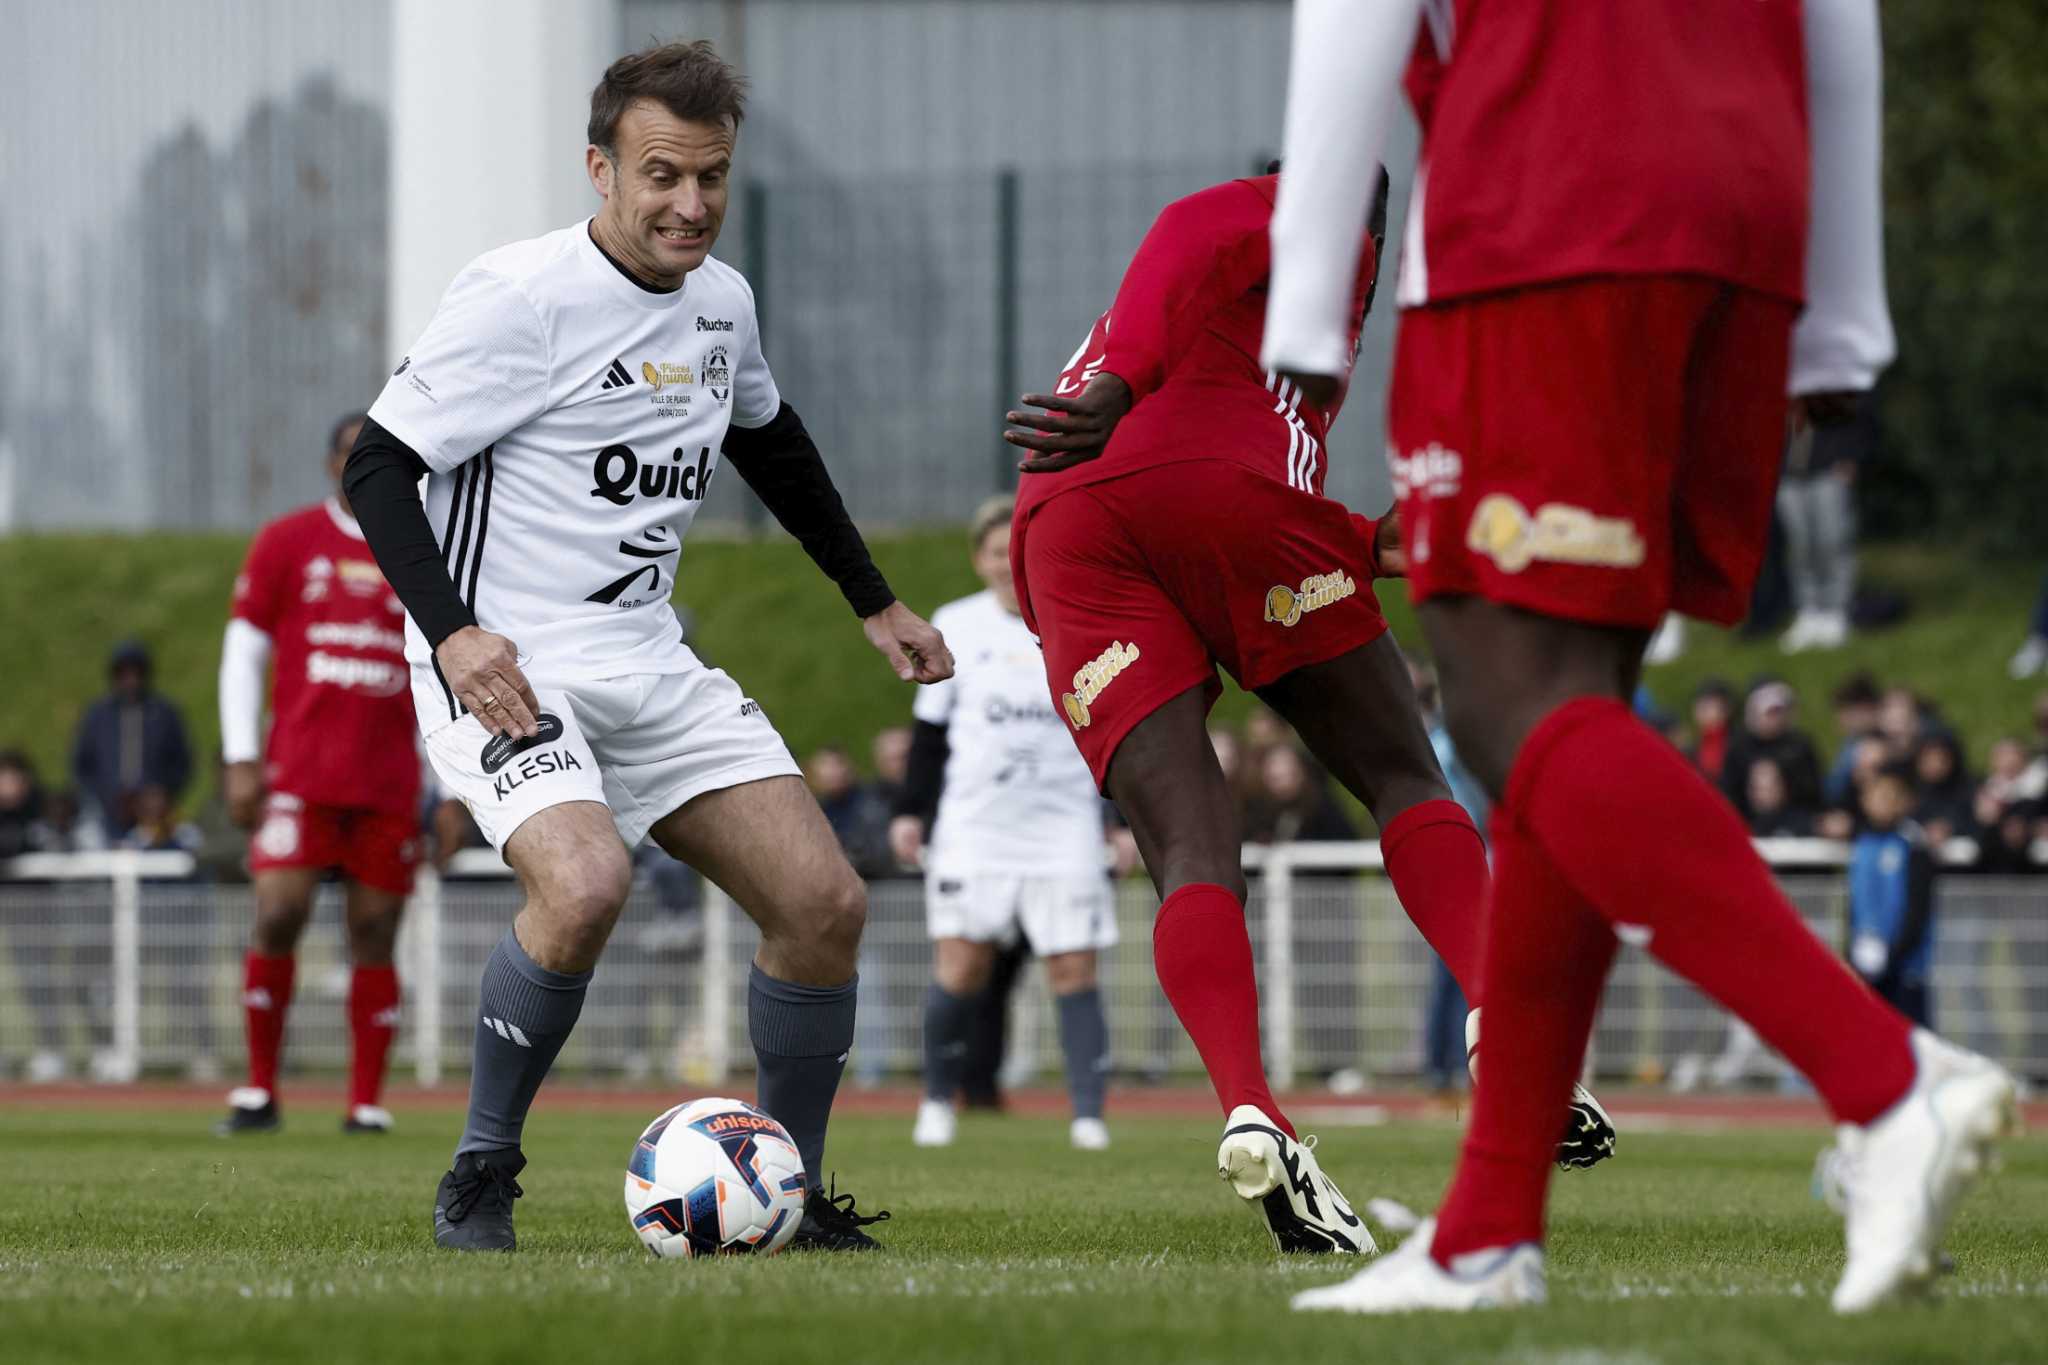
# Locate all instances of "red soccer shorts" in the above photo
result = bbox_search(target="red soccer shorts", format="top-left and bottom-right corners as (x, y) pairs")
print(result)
(1387, 276), (1798, 629)
(247, 792), (420, 895)
(1013, 461), (1389, 788)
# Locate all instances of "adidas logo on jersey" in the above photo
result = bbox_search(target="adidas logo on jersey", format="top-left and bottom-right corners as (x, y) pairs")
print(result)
(599, 358), (635, 390)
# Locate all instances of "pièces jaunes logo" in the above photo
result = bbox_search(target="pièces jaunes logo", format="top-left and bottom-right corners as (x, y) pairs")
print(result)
(1264, 570), (1357, 628)
(640, 361), (695, 393)
(1061, 640), (1141, 730)
(1466, 494), (1645, 575)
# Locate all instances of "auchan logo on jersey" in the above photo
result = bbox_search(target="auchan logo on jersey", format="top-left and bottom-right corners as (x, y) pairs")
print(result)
(1060, 640), (1141, 730)
(1264, 571), (1357, 628)
(1466, 494), (1646, 576)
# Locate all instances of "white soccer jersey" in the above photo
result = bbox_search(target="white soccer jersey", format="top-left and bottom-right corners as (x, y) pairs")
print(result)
(367, 221), (780, 729)
(915, 591), (1105, 877)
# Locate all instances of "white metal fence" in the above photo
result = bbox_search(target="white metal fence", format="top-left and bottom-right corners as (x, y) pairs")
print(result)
(3, 845), (2045, 1090)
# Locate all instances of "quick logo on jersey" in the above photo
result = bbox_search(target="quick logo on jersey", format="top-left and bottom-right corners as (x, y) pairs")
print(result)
(1060, 640), (1141, 730)
(480, 712), (566, 775)
(600, 358), (636, 390)
(1466, 494), (1645, 576)
(589, 444), (716, 506)
(1264, 571), (1356, 628)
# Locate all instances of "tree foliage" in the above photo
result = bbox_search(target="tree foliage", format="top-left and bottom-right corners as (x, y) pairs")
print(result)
(1872, 2), (2048, 551)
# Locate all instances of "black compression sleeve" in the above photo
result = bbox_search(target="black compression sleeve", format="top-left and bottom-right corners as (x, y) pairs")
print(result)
(722, 402), (895, 618)
(341, 417), (477, 649)
(894, 719), (950, 825)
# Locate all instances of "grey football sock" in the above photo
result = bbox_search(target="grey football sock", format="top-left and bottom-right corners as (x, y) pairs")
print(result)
(922, 984), (977, 1102)
(749, 964), (856, 1187)
(456, 928), (590, 1159)
(1055, 987), (1109, 1120)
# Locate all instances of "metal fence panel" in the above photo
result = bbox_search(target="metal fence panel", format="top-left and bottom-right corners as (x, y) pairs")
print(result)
(5, 853), (2045, 1091)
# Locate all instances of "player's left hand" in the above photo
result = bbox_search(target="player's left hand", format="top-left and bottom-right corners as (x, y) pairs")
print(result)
(1006, 373), (1133, 474)
(864, 601), (955, 684)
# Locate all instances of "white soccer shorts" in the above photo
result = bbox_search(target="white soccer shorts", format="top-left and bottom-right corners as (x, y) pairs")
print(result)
(422, 664), (799, 851)
(923, 864), (1120, 956)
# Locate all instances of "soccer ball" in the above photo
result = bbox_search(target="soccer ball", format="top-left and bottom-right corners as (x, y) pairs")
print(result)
(623, 1097), (808, 1259)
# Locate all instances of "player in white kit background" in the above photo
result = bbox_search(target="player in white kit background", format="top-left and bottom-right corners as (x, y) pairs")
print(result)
(341, 41), (952, 1253)
(889, 498), (1119, 1152)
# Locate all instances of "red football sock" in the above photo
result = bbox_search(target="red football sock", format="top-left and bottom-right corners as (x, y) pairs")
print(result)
(1379, 798), (1488, 1003)
(1512, 698), (1914, 1125)
(348, 964), (402, 1110)
(241, 952), (296, 1095)
(1153, 883), (1293, 1138)
(1432, 808), (1613, 1262)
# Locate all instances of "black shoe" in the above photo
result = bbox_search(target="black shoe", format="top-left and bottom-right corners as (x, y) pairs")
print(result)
(343, 1105), (394, 1134)
(787, 1177), (890, 1252)
(433, 1149), (525, 1251)
(1555, 1084), (1618, 1171)
(214, 1089), (281, 1136)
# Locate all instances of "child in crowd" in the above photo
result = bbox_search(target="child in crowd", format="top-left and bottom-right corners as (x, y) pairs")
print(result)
(1847, 764), (1938, 1026)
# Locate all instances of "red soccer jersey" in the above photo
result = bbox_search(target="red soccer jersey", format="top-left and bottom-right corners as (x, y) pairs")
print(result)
(1397, 0), (1808, 307)
(1016, 175), (1378, 520)
(230, 500), (420, 814)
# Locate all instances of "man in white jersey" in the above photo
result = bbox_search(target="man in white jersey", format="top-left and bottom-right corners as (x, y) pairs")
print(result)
(888, 498), (1118, 1153)
(342, 41), (951, 1254)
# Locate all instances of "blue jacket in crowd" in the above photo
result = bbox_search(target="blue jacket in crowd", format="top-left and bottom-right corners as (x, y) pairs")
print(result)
(1847, 823), (1937, 989)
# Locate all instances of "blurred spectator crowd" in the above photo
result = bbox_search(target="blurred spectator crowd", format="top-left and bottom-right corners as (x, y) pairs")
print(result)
(1670, 670), (2048, 874)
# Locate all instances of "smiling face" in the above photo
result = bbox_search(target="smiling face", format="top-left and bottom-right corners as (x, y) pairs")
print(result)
(588, 100), (733, 287)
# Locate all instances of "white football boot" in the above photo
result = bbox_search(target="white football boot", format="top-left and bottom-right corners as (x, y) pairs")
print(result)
(911, 1098), (957, 1148)
(1216, 1105), (1374, 1254)
(1069, 1117), (1111, 1151)
(1830, 1029), (2020, 1314)
(1292, 1218), (1544, 1314)
(1467, 1009), (1617, 1170)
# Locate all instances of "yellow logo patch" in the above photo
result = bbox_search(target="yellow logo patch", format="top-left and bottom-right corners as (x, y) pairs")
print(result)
(640, 361), (695, 393)
(1466, 494), (1645, 575)
(1263, 571), (1357, 628)
(1060, 640), (1141, 730)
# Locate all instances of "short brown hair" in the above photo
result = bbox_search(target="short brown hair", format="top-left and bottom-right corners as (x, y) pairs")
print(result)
(588, 40), (747, 156)
(969, 495), (1014, 550)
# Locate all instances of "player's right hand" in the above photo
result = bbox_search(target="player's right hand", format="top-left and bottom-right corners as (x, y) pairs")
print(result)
(1006, 372), (1133, 474)
(224, 760), (266, 830)
(436, 625), (541, 739)
(887, 814), (925, 869)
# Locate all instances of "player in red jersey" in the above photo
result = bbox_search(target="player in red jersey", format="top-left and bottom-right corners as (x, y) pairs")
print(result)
(1004, 168), (1611, 1257)
(1266, 0), (2016, 1315)
(214, 413), (424, 1136)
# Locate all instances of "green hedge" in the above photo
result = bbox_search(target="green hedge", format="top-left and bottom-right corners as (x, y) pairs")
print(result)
(2, 531), (2043, 822)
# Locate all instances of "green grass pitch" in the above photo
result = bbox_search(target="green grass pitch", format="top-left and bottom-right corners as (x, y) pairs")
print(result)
(3, 1104), (2045, 1364)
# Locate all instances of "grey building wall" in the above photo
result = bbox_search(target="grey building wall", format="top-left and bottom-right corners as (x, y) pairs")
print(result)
(2, 0), (1410, 530)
